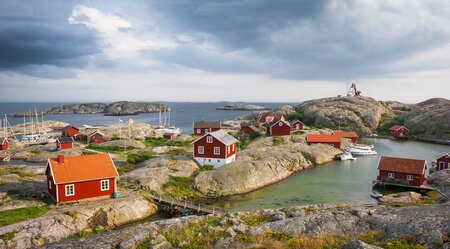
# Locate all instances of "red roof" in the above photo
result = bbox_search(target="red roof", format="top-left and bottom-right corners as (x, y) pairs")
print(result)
(306, 134), (342, 143)
(389, 125), (408, 131)
(377, 156), (426, 175)
(334, 131), (358, 138)
(47, 153), (118, 184)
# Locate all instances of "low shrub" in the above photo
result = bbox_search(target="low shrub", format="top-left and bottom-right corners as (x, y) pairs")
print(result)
(0, 206), (49, 226)
(126, 152), (155, 164)
(68, 227), (107, 239)
(272, 137), (283, 146)
(240, 213), (272, 226)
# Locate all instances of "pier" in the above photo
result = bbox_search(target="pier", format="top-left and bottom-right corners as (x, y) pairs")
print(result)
(149, 194), (226, 216)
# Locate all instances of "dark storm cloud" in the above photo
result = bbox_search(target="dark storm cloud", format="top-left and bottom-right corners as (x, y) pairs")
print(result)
(0, 1), (100, 77)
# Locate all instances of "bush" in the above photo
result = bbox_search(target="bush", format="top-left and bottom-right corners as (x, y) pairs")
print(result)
(116, 163), (136, 175)
(240, 213), (272, 226)
(198, 164), (214, 171)
(272, 137), (283, 146)
(143, 137), (192, 148)
(126, 152), (155, 164)
(249, 131), (261, 140)
(162, 176), (197, 198)
(68, 227), (107, 239)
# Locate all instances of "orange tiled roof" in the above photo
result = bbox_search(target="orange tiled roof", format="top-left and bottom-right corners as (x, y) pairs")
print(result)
(378, 156), (426, 175)
(48, 153), (118, 184)
(306, 134), (342, 143)
(334, 131), (358, 138)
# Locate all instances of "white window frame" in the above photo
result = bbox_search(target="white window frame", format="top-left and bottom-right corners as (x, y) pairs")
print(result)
(206, 136), (213, 143)
(227, 146), (230, 154)
(406, 175), (414, 181)
(388, 172), (395, 179)
(65, 184), (75, 196)
(198, 146), (204, 154)
(214, 147), (220, 155)
(279, 122), (282, 126)
(101, 180), (109, 191)
(196, 129), (201, 134)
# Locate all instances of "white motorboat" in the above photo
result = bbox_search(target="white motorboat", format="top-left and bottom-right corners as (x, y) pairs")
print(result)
(339, 151), (356, 161)
(371, 191), (383, 199)
(2, 157), (10, 162)
(346, 146), (378, 156)
(350, 143), (374, 150)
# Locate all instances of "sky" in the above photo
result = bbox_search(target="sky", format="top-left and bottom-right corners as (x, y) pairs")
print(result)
(0, 0), (450, 103)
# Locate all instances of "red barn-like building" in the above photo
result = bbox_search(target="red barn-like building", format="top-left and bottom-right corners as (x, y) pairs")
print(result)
(333, 131), (358, 143)
(62, 125), (80, 137)
(306, 134), (342, 149)
(88, 131), (106, 144)
(193, 130), (239, 168)
(291, 120), (304, 131)
(240, 124), (259, 135)
(389, 125), (409, 139)
(0, 137), (8, 150)
(193, 121), (221, 136)
(266, 119), (291, 136)
(377, 156), (428, 187)
(436, 153), (450, 171)
(45, 154), (119, 203)
(56, 137), (74, 151)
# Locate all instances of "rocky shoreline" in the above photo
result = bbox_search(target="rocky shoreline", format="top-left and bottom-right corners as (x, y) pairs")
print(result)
(216, 103), (269, 111)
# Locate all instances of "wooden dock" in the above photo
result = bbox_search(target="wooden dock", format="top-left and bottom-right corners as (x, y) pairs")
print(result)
(149, 194), (226, 216)
(373, 180), (436, 191)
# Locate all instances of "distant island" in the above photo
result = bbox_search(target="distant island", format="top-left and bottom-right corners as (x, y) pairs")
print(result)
(216, 103), (269, 111)
(13, 101), (167, 117)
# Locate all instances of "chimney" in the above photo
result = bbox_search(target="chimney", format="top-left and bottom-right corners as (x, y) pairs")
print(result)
(57, 155), (65, 164)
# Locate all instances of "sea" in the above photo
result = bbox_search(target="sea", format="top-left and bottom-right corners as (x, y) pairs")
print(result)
(0, 102), (294, 132)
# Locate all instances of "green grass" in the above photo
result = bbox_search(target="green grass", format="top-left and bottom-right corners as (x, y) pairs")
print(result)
(238, 132), (260, 150)
(239, 213), (272, 226)
(116, 163), (136, 175)
(86, 144), (136, 153)
(143, 137), (192, 148)
(126, 152), (156, 164)
(161, 176), (199, 198)
(272, 137), (283, 146)
(67, 227), (107, 239)
(0, 231), (17, 241)
(0, 167), (34, 177)
(82, 149), (98, 155)
(0, 206), (49, 227)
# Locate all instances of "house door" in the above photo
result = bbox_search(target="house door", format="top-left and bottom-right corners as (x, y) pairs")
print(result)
(439, 162), (444, 170)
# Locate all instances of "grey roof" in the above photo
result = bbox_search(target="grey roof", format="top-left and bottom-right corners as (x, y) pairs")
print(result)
(193, 129), (238, 146)
(193, 121), (221, 129)
(267, 119), (290, 128)
(56, 137), (74, 143)
(242, 124), (259, 132)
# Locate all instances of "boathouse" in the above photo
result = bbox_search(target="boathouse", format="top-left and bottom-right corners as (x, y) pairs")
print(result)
(377, 156), (428, 187)
(291, 120), (304, 131)
(88, 131), (106, 144)
(266, 119), (291, 136)
(306, 134), (342, 149)
(0, 137), (8, 150)
(436, 153), (450, 171)
(45, 154), (119, 203)
(193, 121), (221, 136)
(333, 131), (358, 143)
(62, 125), (80, 137)
(389, 125), (409, 139)
(192, 129), (238, 168)
(240, 124), (259, 135)
(56, 137), (74, 151)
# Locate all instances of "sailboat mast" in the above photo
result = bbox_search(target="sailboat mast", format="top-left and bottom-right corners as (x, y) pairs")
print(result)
(30, 110), (34, 136)
(4, 115), (17, 140)
(168, 108), (171, 127)
(159, 109), (162, 127)
(35, 107), (40, 134)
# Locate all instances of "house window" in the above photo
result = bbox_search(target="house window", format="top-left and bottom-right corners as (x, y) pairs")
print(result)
(214, 147), (220, 155)
(196, 129), (201, 134)
(101, 180), (109, 191)
(439, 162), (445, 170)
(206, 136), (213, 143)
(388, 172), (395, 178)
(205, 129), (209, 133)
(279, 122), (282, 126)
(198, 146), (204, 154)
(227, 146), (230, 154)
(65, 184), (75, 196)
(49, 180), (52, 189)
(406, 175), (414, 181)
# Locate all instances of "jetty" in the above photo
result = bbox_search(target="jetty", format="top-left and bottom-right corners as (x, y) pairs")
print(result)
(150, 194), (226, 216)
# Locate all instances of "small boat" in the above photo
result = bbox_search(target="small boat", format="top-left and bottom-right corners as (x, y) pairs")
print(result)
(346, 147), (377, 156)
(339, 151), (356, 161)
(2, 157), (10, 162)
(371, 191), (383, 199)
(350, 143), (374, 150)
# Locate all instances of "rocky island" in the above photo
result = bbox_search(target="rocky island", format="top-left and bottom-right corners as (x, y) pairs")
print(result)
(216, 103), (269, 111)
(13, 101), (166, 117)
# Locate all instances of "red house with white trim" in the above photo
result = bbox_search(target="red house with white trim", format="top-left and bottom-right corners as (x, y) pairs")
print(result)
(62, 125), (80, 137)
(266, 119), (291, 136)
(240, 124), (259, 135)
(88, 131), (106, 144)
(377, 156), (428, 187)
(306, 134), (342, 149)
(193, 121), (221, 136)
(0, 137), (8, 150)
(46, 154), (119, 203)
(291, 120), (304, 131)
(333, 131), (358, 143)
(56, 137), (74, 151)
(163, 133), (176, 140)
(193, 130), (239, 168)
(389, 125), (409, 139)
(436, 153), (450, 171)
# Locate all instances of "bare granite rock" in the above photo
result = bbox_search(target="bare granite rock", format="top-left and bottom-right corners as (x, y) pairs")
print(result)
(98, 140), (146, 149)
(378, 191), (428, 204)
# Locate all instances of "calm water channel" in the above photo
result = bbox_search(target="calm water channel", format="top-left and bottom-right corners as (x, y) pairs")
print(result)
(215, 138), (450, 212)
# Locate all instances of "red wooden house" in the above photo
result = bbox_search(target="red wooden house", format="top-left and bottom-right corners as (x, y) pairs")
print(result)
(436, 153), (450, 171)
(88, 131), (106, 144)
(306, 134), (342, 149)
(240, 124), (259, 135)
(56, 137), (74, 151)
(0, 137), (8, 150)
(333, 131), (358, 143)
(193, 129), (239, 168)
(291, 120), (304, 131)
(163, 133), (176, 140)
(389, 125), (409, 139)
(193, 121), (221, 136)
(377, 156), (428, 187)
(46, 154), (119, 203)
(62, 125), (80, 137)
(266, 119), (291, 136)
